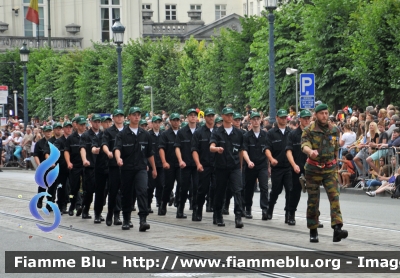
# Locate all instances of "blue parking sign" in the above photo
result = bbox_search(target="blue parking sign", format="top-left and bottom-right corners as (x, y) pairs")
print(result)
(300, 73), (315, 96)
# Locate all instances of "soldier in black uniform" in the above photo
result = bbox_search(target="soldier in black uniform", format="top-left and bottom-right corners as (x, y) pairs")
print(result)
(210, 107), (244, 228)
(65, 116), (86, 216)
(148, 116), (164, 212)
(114, 107), (156, 231)
(158, 113), (181, 215)
(192, 108), (216, 221)
(175, 108), (198, 220)
(265, 109), (293, 222)
(286, 110), (312, 225)
(45, 122), (63, 211)
(92, 115), (113, 223)
(242, 112), (269, 220)
(53, 121), (73, 214)
(102, 109), (124, 226)
(79, 114), (102, 219)
(33, 125), (54, 209)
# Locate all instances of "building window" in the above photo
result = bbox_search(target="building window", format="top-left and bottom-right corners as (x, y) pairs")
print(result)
(257, 0), (261, 16)
(100, 0), (121, 42)
(23, 0), (44, 37)
(142, 4), (151, 10)
(165, 5), (177, 20)
(215, 5), (226, 20)
(243, 4), (247, 15)
(190, 5), (201, 10)
(250, 2), (253, 16)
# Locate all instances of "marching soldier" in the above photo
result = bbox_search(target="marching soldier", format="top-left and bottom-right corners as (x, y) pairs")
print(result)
(210, 107), (244, 228)
(158, 113), (181, 215)
(286, 110), (312, 225)
(79, 114), (102, 219)
(53, 121), (73, 214)
(33, 125), (54, 209)
(192, 108), (216, 221)
(114, 107), (157, 231)
(175, 108), (198, 220)
(65, 116), (86, 216)
(148, 116), (164, 212)
(301, 103), (348, 243)
(242, 112), (269, 220)
(102, 109), (125, 226)
(265, 109), (292, 221)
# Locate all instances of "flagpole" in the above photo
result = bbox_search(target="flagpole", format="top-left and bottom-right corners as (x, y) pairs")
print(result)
(48, 0), (51, 48)
(37, 24), (39, 48)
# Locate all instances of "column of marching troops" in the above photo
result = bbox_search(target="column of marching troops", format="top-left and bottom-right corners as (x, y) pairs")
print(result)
(33, 103), (349, 243)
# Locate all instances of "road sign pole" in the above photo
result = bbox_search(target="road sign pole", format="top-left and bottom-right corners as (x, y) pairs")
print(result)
(295, 72), (298, 115)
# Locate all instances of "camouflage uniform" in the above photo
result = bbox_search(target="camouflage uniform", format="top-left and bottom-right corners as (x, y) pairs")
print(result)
(301, 121), (343, 229)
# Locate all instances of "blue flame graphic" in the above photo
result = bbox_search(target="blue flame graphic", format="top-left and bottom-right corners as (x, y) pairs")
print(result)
(29, 142), (62, 232)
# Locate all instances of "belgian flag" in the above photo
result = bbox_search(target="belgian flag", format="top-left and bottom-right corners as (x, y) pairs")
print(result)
(25, 0), (39, 25)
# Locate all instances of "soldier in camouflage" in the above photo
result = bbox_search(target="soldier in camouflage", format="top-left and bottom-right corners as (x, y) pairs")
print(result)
(301, 103), (348, 243)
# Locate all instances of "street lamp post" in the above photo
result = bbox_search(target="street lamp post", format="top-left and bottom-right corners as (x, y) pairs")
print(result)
(144, 86), (153, 115)
(286, 68), (299, 115)
(112, 18), (126, 110)
(19, 42), (30, 129)
(264, 0), (277, 123)
(45, 97), (53, 122)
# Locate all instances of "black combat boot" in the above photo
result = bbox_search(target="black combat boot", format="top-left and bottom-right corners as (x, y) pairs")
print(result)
(158, 202), (167, 215)
(189, 199), (193, 210)
(105, 211), (113, 226)
(284, 211), (289, 224)
(139, 215), (150, 232)
(148, 206), (154, 213)
(235, 215), (244, 228)
(61, 204), (68, 215)
(245, 208), (253, 219)
(267, 205), (274, 220)
(76, 205), (83, 217)
(191, 206), (198, 221)
(168, 192), (175, 206)
(176, 204), (187, 219)
(262, 209), (268, 220)
(222, 203), (229, 215)
(216, 212), (225, 227)
(68, 202), (75, 216)
(113, 211), (122, 225)
(94, 214), (102, 224)
(206, 201), (213, 212)
(288, 211), (296, 226)
(122, 212), (131, 230)
(195, 206), (203, 221)
(318, 221), (324, 228)
(81, 206), (92, 219)
(333, 225), (348, 242)
(310, 229), (319, 243)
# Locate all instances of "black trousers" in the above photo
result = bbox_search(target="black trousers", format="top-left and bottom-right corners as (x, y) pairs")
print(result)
(69, 167), (84, 209)
(287, 169), (303, 213)
(197, 166), (214, 208)
(55, 169), (69, 209)
(94, 169), (108, 215)
(269, 167), (292, 211)
(179, 166), (198, 208)
(224, 165), (246, 208)
(82, 167), (96, 210)
(245, 167), (269, 210)
(207, 170), (216, 205)
(148, 166), (164, 207)
(214, 168), (243, 216)
(108, 167), (121, 213)
(120, 169), (148, 216)
(162, 166), (180, 204)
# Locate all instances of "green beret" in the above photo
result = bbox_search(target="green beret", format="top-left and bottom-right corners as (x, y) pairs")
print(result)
(315, 103), (328, 113)
(300, 109), (312, 118)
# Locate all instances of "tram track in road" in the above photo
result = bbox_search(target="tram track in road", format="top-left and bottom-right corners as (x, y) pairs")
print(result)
(0, 211), (295, 278)
(1, 193), (400, 254)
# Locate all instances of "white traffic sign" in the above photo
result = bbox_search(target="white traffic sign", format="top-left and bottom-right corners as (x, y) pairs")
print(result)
(300, 73), (315, 96)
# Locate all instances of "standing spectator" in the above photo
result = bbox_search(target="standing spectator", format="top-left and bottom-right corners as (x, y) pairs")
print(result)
(339, 124), (356, 155)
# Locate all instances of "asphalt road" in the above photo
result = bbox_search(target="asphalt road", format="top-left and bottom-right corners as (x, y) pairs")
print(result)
(0, 170), (399, 278)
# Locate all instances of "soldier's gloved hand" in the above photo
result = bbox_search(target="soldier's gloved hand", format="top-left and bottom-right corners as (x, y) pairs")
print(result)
(309, 150), (319, 159)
